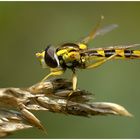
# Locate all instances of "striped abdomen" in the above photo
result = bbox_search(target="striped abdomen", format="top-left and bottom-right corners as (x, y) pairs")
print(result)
(84, 49), (140, 60)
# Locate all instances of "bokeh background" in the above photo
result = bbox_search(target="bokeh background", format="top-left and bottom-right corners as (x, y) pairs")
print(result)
(0, 1), (140, 138)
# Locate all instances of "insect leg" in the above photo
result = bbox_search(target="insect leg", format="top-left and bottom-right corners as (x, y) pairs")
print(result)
(41, 68), (64, 82)
(68, 70), (77, 97)
(86, 53), (117, 69)
(72, 70), (77, 91)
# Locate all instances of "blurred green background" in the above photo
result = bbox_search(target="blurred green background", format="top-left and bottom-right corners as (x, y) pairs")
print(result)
(0, 1), (140, 138)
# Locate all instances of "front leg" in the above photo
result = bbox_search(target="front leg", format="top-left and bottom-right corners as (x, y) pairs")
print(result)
(41, 68), (65, 82)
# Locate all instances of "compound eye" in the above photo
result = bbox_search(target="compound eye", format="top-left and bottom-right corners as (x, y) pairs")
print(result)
(44, 45), (59, 68)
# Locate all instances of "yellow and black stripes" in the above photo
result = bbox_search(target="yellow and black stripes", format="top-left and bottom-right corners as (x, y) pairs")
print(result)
(83, 49), (140, 60)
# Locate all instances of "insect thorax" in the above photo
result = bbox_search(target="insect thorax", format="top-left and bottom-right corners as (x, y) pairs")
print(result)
(56, 43), (85, 69)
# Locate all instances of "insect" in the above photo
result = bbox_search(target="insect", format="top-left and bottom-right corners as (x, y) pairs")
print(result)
(36, 16), (140, 95)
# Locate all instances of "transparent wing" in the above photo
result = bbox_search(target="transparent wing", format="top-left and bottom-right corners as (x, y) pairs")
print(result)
(95, 24), (118, 37)
(81, 16), (118, 44)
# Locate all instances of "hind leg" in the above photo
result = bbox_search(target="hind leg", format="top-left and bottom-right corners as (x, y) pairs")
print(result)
(86, 53), (117, 69)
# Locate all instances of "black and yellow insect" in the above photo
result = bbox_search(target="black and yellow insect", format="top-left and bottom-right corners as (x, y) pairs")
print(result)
(36, 16), (140, 94)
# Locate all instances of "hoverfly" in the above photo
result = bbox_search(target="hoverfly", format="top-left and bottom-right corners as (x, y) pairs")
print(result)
(36, 16), (140, 95)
